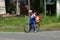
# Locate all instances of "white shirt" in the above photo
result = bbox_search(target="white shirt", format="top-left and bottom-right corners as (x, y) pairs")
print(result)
(30, 14), (35, 18)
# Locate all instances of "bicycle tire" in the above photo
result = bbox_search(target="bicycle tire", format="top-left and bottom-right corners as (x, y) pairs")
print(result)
(24, 23), (29, 33)
(36, 24), (40, 32)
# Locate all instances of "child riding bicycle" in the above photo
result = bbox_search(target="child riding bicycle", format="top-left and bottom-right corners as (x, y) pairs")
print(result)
(28, 10), (41, 32)
(28, 10), (37, 32)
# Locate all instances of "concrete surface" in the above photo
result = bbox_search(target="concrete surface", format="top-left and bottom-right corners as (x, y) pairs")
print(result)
(0, 31), (60, 40)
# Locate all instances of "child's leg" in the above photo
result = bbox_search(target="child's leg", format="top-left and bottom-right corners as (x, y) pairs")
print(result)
(32, 22), (36, 32)
(29, 23), (32, 32)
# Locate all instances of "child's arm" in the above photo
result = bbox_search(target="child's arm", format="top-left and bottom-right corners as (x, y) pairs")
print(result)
(33, 14), (37, 18)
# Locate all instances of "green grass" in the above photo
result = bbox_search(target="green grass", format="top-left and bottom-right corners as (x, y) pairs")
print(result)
(40, 14), (60, 31)
(0, 15), (60, 32)
(40, 15), (60, 25)
(40, 23), (60, 31)
(0, 17), (26, 32)
(0, 17), (26, 26)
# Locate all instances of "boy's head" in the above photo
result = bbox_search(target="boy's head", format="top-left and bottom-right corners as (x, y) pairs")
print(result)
(34, 11), (37, 15)
(28, 10), (33, 14)
(36, 13), (39, 16)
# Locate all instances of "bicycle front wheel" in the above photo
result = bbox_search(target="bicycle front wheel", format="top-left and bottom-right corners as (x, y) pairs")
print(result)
(24, 23), (29, 33)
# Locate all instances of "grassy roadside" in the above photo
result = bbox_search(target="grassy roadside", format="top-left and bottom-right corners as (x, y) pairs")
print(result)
(0, 15), (60, 32)
(40, 22), (60, 31)
(0, 17), (25, 32)
(40, 14), (60, 31)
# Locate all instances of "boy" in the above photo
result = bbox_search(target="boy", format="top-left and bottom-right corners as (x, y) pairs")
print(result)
(28, 10), (37, 32)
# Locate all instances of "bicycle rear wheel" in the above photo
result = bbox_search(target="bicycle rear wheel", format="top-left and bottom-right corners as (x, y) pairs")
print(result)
(24, 23), (29, 33)
(36, 23), (40, 32)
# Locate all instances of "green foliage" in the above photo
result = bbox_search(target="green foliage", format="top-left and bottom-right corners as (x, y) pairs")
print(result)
(0, 17), (26, 32)
(0, 15), (60, 32)
(0, 17), (26, 27)
(40, 14), (60, 25)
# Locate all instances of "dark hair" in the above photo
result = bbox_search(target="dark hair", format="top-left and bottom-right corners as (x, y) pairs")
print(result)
(36, 13), (39, 15)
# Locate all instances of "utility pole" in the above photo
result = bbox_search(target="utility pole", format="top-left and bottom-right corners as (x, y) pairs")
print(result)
(44, 0), (46, 17)
(28, 0), (30, 10)
(16, 0), (20, 15)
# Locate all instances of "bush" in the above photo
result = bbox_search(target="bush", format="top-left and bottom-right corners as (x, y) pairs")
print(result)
(40, 14), (60, 25)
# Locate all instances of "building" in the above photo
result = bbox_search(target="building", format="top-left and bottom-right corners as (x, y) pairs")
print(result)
(0, 0), (6, 15)
(5, 0), (41, 15)
(46, 0), (56, 16)
(1, 0), (59, 16)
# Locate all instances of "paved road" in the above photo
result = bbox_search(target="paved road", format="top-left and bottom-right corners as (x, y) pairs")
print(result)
(0, 31), (60, 40)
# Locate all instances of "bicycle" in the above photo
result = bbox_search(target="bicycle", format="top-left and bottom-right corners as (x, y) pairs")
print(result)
(24, 16), (30, 33)
(24, 16), (40, 33)
(36, 22), (40, 32)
